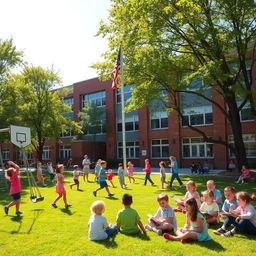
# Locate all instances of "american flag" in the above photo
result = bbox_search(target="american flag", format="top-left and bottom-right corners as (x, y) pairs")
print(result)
(111, 46), (121, 90)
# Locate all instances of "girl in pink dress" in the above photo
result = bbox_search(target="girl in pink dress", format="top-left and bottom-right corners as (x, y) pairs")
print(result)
(51, 164), (72, 209)
(127, 161), (135, 183)
(4, 161), (23, 215)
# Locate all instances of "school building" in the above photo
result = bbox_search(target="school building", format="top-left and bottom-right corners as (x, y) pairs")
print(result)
(1, 73), (255, 169)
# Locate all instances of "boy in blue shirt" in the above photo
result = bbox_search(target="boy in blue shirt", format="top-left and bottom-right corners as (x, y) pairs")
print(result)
(92, 161), (114, 197)
(206, 180), (223, 210)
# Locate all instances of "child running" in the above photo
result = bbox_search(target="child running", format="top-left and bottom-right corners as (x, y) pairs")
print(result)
(92, 161), (114, 197)
(36, 161), (47, 187)
(163, 198), (212, 243)
(127, 161), (135, 183)
(214, 191), (256, 237)
(70, 165), (81, 191)
(200, 190), (219, 225)
(145, 193), (177, 235)
(94, 159), (102, 183)
(118, 163), (126, 189)
(88, 200), (118, 240)
(206, 180), (223, 210)
(4, 161), (23, 215)
(51, 164), (72, 209)
(174, 180), (201, 213)
(159, 161), (168, 189)
(107, 169), (116, 188)
(116, 193), (146, 234)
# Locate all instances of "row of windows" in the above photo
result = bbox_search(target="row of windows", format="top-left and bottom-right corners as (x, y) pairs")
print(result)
(2, 134), (255, 162)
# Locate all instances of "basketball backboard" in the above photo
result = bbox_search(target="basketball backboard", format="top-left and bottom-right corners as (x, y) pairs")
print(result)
(10, 125), (31, 148)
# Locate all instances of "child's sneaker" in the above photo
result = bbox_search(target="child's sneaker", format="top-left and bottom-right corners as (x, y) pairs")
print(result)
(152, 227), (162, 235)
(213, 228), (226, 235)
(241, 180), (244, 184)
(51, 203), (58, 208)
(108, 193), (114, 197)
(16, 211), (24, 215)
(4, 206), (9, 215)
(65, 204), (72, 209)
(163, 233), (174, 240)
(145, 224), (153, 231)
(221, 231), (234, 237)
(173, 208), (183, 213)
(92, 191), (97, 197)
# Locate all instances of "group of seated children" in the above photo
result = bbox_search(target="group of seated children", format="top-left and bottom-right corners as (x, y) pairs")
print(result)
(88, 179), (256, 242)
(190, 161), (210, 175)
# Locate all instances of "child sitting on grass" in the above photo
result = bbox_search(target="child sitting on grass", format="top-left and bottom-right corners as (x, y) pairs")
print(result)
(116, 193), (146, 234)
(70, 165), (81, 191)
(88, 200), (117, 240)
(220, 186), (238, 219)
(163, 198), (212, 243)
(206, 180), (223, 210)
(200, 190), (219, 225)
(214, 191), (256, 237)
(145, 193), (177, 235)
(174, 180), (201, 213)
(235, 165), (252, 184)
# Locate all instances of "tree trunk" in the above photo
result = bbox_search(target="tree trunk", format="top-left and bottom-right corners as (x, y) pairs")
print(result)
(226, 97), (248, 170)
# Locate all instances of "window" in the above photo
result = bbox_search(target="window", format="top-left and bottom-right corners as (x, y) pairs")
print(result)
(240, 104), (254, 122)
(64, 98), (74, 111)
(117, 115), (139, 132)
(60, 128), (74, 138)
(182, 106), (213, 127)
(42, 146), (51, 160)
(151, 139), (169, 158)
(59, 145), (72, 160)
(116, 84), (134, 104)
(17, 151), (33, 161)
(1, 149), (10, 161)
(82, 91), (106, 108)
(150, 111), (168, 129)
(229, 134), (256, 158)
(87, 120), (106, 135)
(118, 141), (139, 159)
(182, 138), (213, 158)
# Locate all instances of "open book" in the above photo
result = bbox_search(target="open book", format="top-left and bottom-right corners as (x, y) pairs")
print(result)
(172, 196), (182, 203)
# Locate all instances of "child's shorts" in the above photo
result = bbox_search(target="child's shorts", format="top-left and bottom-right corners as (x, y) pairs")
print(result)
(99, 181), (108, 188)
(11, 192), (21, 200)
(73, 179), (79, 184)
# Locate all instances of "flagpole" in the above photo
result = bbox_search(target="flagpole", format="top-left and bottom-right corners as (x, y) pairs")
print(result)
(120, 43), (127, 172)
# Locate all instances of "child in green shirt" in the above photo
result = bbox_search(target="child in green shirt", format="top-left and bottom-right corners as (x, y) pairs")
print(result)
(116, 193), (146, 234)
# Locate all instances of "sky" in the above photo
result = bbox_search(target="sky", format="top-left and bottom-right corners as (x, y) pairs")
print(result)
(0, 0), (111, 86)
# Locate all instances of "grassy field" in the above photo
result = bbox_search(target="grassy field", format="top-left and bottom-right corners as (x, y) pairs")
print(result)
(0, 172), (255, 256)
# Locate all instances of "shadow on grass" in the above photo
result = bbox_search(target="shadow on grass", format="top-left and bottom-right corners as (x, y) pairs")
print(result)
(27, 209), (44, 234)
(196, 239), (225, 252)
(122, 232), (151, 241)
(92, 235), (118, 248)
(104, 196), (119, 200)
(10, 215), (23, 234)
(60, 208), (73, 215)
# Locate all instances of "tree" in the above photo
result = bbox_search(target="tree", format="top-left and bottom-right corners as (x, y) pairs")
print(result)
(78, 102), (111, 160)
(93, 0), (256, 169)
(0, 66), (81, 161)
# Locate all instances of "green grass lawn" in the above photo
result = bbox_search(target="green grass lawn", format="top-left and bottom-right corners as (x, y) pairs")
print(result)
(0, 172), (255, 256)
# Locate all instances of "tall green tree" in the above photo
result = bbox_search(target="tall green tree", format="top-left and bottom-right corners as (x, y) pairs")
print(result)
(0, 66), (81, 161)
(93, 0), (256, 169)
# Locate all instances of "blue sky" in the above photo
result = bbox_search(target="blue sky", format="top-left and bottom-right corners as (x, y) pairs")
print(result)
(0, 0), (111, 86)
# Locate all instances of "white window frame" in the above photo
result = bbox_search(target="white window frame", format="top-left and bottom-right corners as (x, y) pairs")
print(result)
(150, 111), (168, 130)
(42, 146), (51, 160)
(82, 91), (106, 109)
(182, 137), (213, 159)
(239, 103), (254, 122)
(181, 106), (213, 127)
(229, 134), (256, 158)
(2, 148), (10, 161)
(60, 128), (74, 138)
(116, 84), (134, 104)
(59, 144), (72, 160)
(117, 141), (139, 159)
(17, 151), (33, 161)
(117, 115), (139, 132)
(151, 139), (169, 159)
